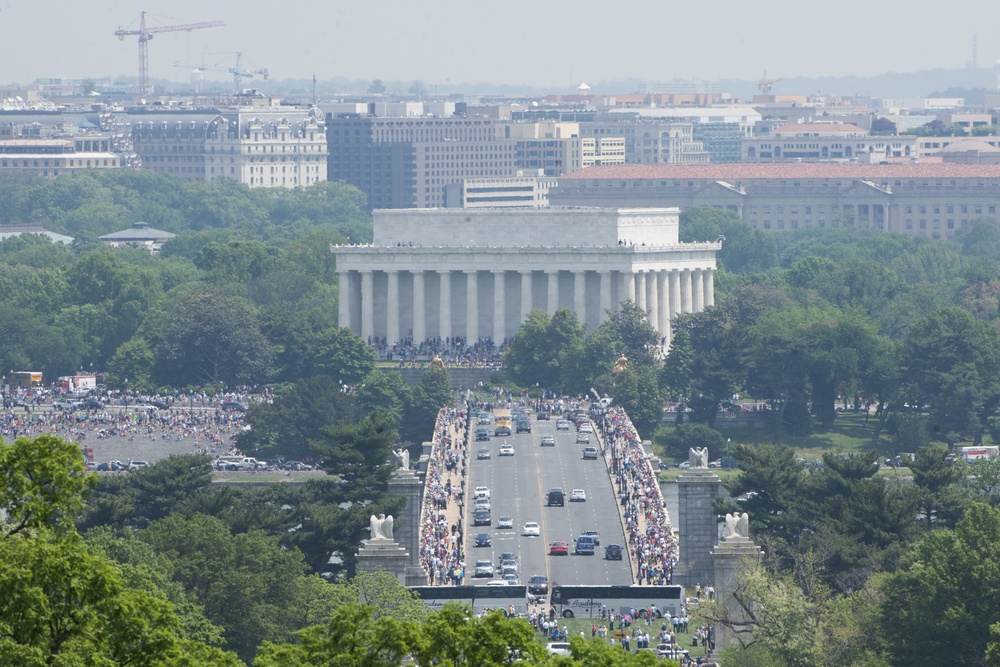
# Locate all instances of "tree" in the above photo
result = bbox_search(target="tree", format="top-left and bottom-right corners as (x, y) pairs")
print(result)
(600, 300), (660, 370)
(315, 411), (399, 503)
(503, 309), (584, 389)
(367, 79), (386, 95)
(279, 318), (375, 385)
(906, 445), (967, 530)
(104, 336), (156, 392)
(680, 206), (778, 275)
(356, 370), (411, 426)
(656, 423), (725, 463)
(879, 503), (1000, 666)
(611, 366), (663, 438)
(870, 117), (897, 135)
(154, 284), (275, 386)
(659, 326), (693, 399)
(0, 434), (96, 538)
(724, 444), (805, 542)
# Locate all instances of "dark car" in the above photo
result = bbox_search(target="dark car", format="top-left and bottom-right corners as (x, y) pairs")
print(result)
(475, 427), (491, 441)
(546, 488), (565, 507)
(528, 574), (549, 594)
(475, 532), (492, 547)
(536, 412), (550, 421)
(151, 399), (170, 410)
(473, 510), (492, 526)
(604, 544), (623, 560)
(516, 420), (531, 433)
(221, 401), (249, 411)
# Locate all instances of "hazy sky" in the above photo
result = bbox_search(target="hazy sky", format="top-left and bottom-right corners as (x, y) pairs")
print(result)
(4, 0), (1000, 91)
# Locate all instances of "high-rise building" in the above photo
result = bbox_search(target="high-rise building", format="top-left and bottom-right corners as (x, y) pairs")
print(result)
(326, 115), (517, 209)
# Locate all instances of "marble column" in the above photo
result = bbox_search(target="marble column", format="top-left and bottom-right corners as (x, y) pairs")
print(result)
(493, 270), (505, 343)
(598, 270), (611, 323)
(412, 271), (426, 343)
(704, 268), (715, 308)
(647, 270), (659, 339)
(657, 271), (668, 342)
(337, 270), (351, 331)
(547, 270), (559, 314)
(439, 270), (451, 341)
(692, 268), (704, 313)
(669, 269), (682, 319)
(636, 271), (647, 315)
(386, 270), (400, 345)
(573, 271), (586, 325)
(520, 270), (532, 321)
(466, 270), (478, 342)
(680, 269), (692, 314)
(361, 270), (374, 342)
(624, 271), (636, 304)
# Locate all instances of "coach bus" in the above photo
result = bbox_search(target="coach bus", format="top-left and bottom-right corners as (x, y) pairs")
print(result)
(550, 585), (683, 618)
(410, 585), (528, 617)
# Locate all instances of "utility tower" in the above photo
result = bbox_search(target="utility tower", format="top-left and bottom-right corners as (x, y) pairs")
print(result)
(115, 11), (224, 98)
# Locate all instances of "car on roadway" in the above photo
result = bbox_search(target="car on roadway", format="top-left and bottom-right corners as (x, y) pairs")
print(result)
(522, 521), (541, 537)
(474, 560), (494, 577)
(500, 565), (518, 579)
(569, 489), (587, 502)
(536, 411), (550, 421)
(221, 401), (249, 411)
(576, 432), (591, 444)
(549, 541), (569, 556)
(582, 447), (599, 460)
(528, 574), (549, 594)
(473, 510), (492, 526)
(486, 579), (509, 586)
(546, 488), (565, 506)
(540, 435), (555, 447)
(52, 399), (82, 410)
(574, 535), (596, 555)
(516, 419), (531, 433)
(477, 414), (491, 425)
(474, 486), (491, 499)
(497, 515), (513, 529)
(474, 497), (492, 513)
(475, 427), (491, 441)
(604, 543), (623, 560)
(502, 573), (519, 585)
(584, 529), (601, 545)
(495, 424), (512, 436)
(578, 422), (593, 433)
(128, 460), (150, 471)
(499, 556), (518, 570)
(498, 443), (514, 456)
(477, 448), (491, 460)
(556, 419), (570, 430)
(497, 552), (517, 564)
(474, 532), (492, 547)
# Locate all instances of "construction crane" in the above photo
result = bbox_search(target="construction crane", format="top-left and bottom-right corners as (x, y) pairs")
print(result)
(174, 51), (269, 93)
(755, 71), (784, 95)
(115, 11), (224, 98)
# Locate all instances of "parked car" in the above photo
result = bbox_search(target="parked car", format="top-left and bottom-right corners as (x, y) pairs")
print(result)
(475, 532), (492, 547)
(128, 460), (150, 471)
(540, 435), (556, 447)
(522, 521), (541, 537)
(549, 541), (569, 556)
(221, 401), (249, 411)
(546, 643), (571, 657)
(52, 399), (81, 410)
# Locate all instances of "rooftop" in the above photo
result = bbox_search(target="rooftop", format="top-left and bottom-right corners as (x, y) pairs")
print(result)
(560, 163), (1000, 181)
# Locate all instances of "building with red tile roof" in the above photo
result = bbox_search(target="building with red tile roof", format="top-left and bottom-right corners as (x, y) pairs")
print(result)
(553, 164), (1000, 238)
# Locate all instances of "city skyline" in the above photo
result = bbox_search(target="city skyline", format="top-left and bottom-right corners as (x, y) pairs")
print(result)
(4, 0), (1000, 91)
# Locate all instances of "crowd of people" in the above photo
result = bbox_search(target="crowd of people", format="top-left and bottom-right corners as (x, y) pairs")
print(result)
(417, 404), (468, 586)
(368, 336), (508, 368)
(603, 406), (679, 586)
(0, 392), (264, 456)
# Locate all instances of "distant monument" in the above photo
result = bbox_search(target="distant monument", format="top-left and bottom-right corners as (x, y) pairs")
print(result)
(613, 354), (629, 374)
(369, 513), (394, 541)
(431, 354), (445, 369)
(675, 453), (722, 585)
(393, 448), (410, 471)
(689, 447), (709, 469)
(724, 512), (749, 540)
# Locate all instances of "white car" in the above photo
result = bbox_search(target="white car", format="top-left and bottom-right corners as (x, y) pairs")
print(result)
(474, 560), (495, 577)
(474, 486), (491, 499)
(486, 579), (509, 586)
(546, 642), (571, 656)
(576, 432), (591, 444)
(522, 521), (541, 537)
(578, 422), (594, 433)
(497, 515), (514, 529)
(570, 489), (587, 502)
(556, 419), (571, 430)
(474, 497), (492, 512)
(499, 444), (514, 456)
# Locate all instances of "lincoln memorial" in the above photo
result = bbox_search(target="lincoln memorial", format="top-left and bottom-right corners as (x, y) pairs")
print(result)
(333, 207), (720, 348)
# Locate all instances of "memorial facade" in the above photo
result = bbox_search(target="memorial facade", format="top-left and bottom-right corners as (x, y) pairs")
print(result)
(333, 207), (720, 347)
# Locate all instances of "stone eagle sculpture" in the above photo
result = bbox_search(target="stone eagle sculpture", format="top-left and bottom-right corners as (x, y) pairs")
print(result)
(689, 447), (710, 468)
(369, 513), (394, 541)
(393, 448), (410, 470)
(724, 512), (750, 539)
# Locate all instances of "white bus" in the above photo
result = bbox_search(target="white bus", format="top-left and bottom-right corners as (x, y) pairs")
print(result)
(550, 585), (683, 619)
(410, 585), (528, 617)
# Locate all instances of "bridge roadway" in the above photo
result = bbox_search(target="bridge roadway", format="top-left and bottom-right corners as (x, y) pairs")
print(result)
(464, 408), (632, 592)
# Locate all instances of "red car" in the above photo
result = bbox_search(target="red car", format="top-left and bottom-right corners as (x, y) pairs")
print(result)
(549, 541), (569, 556)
